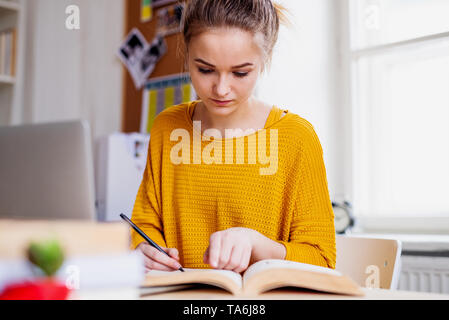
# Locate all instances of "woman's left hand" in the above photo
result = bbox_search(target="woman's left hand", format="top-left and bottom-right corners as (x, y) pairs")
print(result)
(203, 227), (258, 273)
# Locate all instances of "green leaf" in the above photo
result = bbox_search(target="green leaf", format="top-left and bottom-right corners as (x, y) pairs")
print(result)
(27, 239), (65, 277)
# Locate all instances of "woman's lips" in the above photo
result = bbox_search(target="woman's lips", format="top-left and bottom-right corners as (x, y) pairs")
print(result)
(211, 99), (233, 106)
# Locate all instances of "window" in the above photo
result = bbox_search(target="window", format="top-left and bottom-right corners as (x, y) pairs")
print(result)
(350, 0), (449, 49)
(348, 0), (449, 231)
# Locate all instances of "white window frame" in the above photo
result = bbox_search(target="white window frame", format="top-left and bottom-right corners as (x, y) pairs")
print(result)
(339, 0), (449, 234)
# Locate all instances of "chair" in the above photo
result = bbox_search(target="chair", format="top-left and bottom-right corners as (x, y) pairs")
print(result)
(335, 235), (402, 290)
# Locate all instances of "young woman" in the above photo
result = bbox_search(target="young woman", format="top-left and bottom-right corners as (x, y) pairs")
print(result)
(131, 0), (336, 273)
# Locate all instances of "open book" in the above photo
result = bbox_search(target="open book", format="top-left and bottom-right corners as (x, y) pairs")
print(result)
(142, 259), (365, 297)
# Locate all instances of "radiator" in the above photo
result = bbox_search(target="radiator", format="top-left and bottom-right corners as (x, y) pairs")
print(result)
(398, 254), (449, 294)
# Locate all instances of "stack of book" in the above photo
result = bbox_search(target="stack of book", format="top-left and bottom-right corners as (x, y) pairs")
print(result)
(0, 219), (145, 300)
(0, 28), (16, 77)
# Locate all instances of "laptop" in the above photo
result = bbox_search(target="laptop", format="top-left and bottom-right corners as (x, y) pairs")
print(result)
(0, 120), (96, 220)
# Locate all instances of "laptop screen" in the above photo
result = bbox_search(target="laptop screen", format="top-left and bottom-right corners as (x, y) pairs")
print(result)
(0, 120), (96, 220)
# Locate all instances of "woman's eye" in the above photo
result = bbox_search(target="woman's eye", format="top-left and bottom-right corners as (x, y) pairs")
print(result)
(198, 68), (213, 74)
(233, 72), (248, 78)
(197, 68), (248, 78)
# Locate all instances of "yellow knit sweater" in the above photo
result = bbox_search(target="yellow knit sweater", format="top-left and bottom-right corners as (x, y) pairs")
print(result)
(130, 100), (336, 269)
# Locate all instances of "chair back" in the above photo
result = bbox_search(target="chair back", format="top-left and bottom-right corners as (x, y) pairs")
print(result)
(335, 235), (402, 289)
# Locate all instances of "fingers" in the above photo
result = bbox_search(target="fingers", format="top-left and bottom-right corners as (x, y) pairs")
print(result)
(205, 231), (252, 272)
(232, 245), (251, 273)
(166, 247), (180, 261)
(143, 257), (177, 271)
(138, 243), (182, 271)
(205, 241), (250, 273)
(208, 232), (222, 268)
(223, 245), (243, 271)
(217, 235), (232, 269)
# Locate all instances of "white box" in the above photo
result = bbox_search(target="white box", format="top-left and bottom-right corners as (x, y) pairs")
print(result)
(95, 133), (150, 221)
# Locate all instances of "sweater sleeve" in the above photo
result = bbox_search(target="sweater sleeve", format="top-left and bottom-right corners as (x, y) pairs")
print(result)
(130, 130), (167, 250)
(277, 123), (336, 269)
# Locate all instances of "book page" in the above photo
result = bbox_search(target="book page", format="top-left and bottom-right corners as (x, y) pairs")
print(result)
(241, 259), (363, 297)
(143, 268), (243, 294)
(243, 259), (342, 284)
(139, 284), (197, 296)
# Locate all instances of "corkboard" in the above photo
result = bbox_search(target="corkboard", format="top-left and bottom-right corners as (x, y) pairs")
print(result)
(122, 0), (187, 133)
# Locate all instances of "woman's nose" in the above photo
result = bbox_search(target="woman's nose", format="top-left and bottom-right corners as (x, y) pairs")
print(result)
(213, 75), (231, 97)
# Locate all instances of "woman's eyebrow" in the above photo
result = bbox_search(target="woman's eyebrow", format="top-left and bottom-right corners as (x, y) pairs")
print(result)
(194, 58), (253, 68)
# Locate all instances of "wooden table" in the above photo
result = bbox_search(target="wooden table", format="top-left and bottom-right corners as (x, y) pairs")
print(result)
(140, 286), (449, 300)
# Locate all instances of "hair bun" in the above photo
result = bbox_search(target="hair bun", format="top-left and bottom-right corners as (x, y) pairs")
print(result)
(271, 2), (291, 27)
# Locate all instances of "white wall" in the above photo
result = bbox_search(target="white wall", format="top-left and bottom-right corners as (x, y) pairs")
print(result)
(22, 0), (124, 141)
(256, 0), (346, 202)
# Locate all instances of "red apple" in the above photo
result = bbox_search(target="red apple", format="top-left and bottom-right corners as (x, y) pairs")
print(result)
(0, 278), (71, 300)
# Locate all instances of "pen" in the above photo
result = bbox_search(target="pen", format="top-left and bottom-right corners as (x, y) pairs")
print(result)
(120, 213), (185, 272)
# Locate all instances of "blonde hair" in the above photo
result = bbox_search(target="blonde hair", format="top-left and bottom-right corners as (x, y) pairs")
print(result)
(178, 0), (291, 74)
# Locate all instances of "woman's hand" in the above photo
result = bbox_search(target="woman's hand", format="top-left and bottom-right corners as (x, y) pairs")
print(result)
(136, 242), (182, 272)
(203, 227), (257, 273)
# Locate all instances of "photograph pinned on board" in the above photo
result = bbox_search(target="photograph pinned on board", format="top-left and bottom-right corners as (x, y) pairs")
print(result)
(117, 28), (167, 89)
(117, 28), (149, 89)
(118, 28), (148, 66)
(156, 3), (184, 37)
(139, 35), (168, 86)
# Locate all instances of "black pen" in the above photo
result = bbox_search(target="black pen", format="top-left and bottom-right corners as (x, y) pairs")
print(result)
(120, 213), (185, 272)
